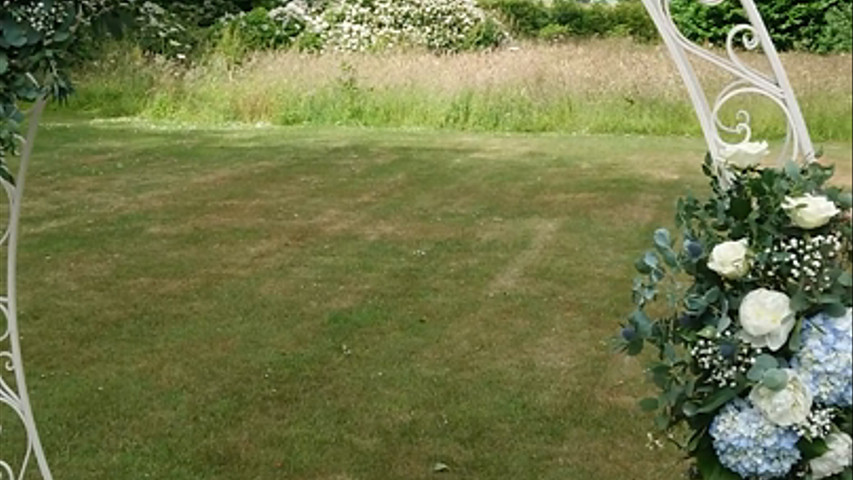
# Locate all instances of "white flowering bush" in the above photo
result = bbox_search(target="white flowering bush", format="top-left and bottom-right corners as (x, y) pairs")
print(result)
(616, 153), (853, 479)
(220, 0), (508, 53)
(318, 0), (507, 52)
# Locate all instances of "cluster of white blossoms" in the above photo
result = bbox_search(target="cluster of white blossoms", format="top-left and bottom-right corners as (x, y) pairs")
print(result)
(765, 233), (845, 292)
(3, 0), (72, 37)
(273, 0), (503, 52)
(690, 333), (761, 388)
(794, 406), (835, 439)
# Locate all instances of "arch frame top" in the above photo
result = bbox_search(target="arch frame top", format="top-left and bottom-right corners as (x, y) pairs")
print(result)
(641, 0), (816, 186)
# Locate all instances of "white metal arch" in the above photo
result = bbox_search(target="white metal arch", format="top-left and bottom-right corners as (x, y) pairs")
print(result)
(0, 1), (818, 478)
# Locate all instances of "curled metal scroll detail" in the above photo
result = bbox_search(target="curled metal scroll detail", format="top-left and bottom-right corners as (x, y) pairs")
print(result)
(642, 0), (815, 187)
(0, 97), (53, 480)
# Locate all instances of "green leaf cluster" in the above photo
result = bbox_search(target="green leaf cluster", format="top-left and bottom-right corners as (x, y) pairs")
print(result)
(1, 0), (78, 174)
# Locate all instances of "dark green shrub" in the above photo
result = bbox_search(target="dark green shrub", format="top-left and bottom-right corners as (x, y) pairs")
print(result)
(217, 6), (302, 52)
(815, 3), (853, 52)
(485, 0), (658, 42)
(482, 0), (852, 52)
(464, 17), (510, 49)
(481, 0), (552, 36)
(538, 23), (571, 42)
(670, 0), (853, 53)
(610, 0), (658, 43)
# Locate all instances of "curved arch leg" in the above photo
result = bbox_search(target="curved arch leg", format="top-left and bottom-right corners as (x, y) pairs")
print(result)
(1, 97), (53, 480)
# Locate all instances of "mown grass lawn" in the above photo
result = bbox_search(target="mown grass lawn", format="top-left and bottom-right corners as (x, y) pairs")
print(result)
(7, 119), (852, 479)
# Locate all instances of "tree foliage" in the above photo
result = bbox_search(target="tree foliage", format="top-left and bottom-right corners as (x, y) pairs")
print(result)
(0, 0), (78, 177)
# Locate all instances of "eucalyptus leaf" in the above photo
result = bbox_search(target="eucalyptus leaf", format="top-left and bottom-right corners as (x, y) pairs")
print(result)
(0, 18), (27, 47)
(746, 354), (778, 381)
(790, 291), (809, 313)
(704, 287), (721, 303)
(784, 160), (802, 180)
(839, 271), (853, 288)
(654, 228), (672, 249)
(634, 257), (652, 274)
(716, 315), (731, 332)
(661, 248), (679, 268)
(686, 294), (709, 314)
(630, 310), (653, 337)
(788, 319), (803, 352)
(0, 52), (7, 74)
(761, 368), (789, 391)
(825, 302), (848, 318)
(626, 338), (643, 356)
(643, 251), (659, 269)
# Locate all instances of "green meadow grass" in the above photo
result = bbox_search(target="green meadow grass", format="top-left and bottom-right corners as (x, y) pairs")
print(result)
(58, 40), (853, 142)
(5, 118), (852, 479)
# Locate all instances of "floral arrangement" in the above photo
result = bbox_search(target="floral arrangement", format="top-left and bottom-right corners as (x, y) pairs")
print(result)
(616, 142), (853, 480)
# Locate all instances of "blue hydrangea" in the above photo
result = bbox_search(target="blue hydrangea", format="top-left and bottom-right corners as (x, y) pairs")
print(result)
(791, 308), (852, 407)
(710, 399), (800, 479)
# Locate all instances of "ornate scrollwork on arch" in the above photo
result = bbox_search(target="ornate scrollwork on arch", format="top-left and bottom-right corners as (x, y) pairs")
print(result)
(641, 0), (816, 188)
(0, 97), (53, 480)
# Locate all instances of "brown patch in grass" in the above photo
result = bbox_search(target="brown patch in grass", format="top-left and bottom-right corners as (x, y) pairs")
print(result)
(594, 354), (649, 410)
(487, 218), (558, 294)
(539, 192), (662, 226)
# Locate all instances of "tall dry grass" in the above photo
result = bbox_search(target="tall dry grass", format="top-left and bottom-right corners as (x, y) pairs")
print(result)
(64, 39), (853, 139)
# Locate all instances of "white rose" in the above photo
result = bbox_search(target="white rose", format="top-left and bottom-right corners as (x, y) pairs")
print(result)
(810, 432), (853, 479)
(738, 288), (795, 351)
(783, 194), (840, 229)
(718, 141), (769, 170)
(748, 369), (812, 426)
(707, 239), (751, 279)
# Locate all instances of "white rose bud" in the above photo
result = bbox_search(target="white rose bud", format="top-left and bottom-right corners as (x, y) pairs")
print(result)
(748, 369), (812, 426)
(738, 288), (795, 351)
(718, 141), (769, 170)
(783, 193), (840, 229)
(810, 432), (853, 479)
(707, 239), (751, 279)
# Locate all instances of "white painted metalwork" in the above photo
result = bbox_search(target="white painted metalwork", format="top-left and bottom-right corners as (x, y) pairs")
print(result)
(641, 0), (816, 187)
(0, 96), (53, 480)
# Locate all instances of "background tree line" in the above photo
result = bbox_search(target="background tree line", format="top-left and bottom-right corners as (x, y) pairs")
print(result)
(73, 0), (851, 59)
